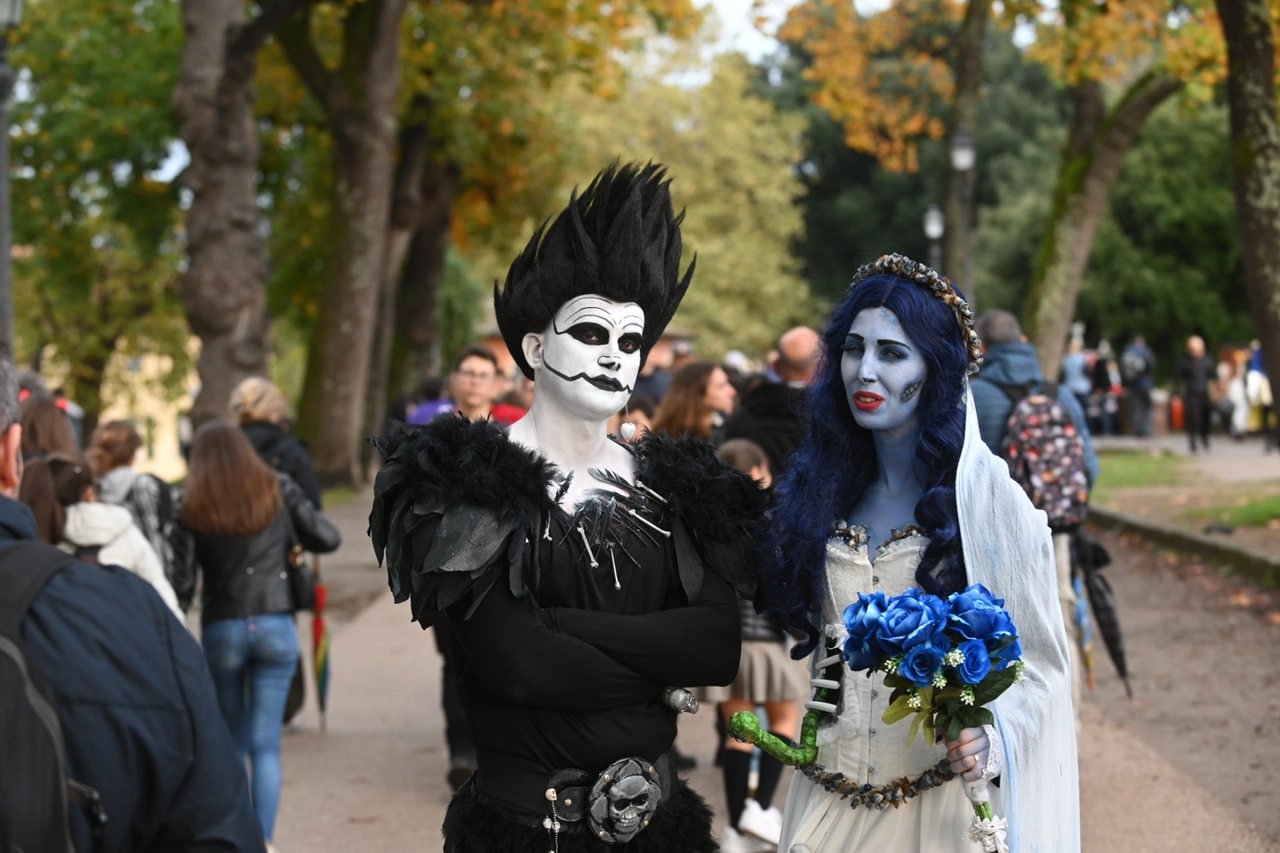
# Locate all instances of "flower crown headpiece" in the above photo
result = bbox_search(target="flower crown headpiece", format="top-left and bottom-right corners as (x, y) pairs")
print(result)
(848, 253), (983, 376)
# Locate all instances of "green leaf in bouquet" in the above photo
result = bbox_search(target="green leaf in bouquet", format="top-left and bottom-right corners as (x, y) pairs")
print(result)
(882, 693), (917, 725)
(972, 665), (1021, 705)
(883, 673), (913, 690)
(946, 714), (964, 743)
(952, 705), (995, 730)
(934, 685), (965, 704)
(989, 635), (1018, 654)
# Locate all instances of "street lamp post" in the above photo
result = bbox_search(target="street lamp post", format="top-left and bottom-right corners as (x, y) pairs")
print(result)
(0, 0), (21, 362)
(949, 126), (976, 301)
(923, 204), (945, 272)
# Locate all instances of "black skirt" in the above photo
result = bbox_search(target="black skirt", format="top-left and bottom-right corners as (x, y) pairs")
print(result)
(442, 778), (719, 853)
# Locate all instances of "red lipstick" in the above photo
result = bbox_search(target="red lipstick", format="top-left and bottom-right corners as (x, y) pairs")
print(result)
(853, 391), (884, 412)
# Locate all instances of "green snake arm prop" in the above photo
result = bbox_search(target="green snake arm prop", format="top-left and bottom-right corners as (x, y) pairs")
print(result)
(727, 686), (833, 767)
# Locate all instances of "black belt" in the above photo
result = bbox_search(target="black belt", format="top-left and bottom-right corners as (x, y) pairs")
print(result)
(475, 753), (675, 845)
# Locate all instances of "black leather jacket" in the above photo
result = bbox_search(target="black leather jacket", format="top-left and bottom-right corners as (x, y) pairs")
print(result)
(172, 474), (341, 625)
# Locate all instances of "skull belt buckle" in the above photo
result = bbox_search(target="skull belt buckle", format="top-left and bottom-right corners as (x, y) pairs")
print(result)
(587, 757), (664, 844)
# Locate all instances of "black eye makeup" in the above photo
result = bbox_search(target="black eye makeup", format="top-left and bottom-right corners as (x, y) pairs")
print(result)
(618, 333), (642, 354)
(566, 323), (610, 346)
(841, 334), (864, 353)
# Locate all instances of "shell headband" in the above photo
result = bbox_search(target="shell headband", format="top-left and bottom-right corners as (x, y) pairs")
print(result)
(848, 253), (983, 376)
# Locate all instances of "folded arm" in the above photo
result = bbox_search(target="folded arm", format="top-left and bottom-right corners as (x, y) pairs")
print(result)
(544, 564), (741, 687)
(449, 579), (663, 711)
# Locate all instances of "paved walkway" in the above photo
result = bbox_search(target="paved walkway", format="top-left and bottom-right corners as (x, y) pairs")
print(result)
(270, 495), (1278, 852)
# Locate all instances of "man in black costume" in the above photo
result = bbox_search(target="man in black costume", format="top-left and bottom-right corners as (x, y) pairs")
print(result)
(370, 162), (766, 852)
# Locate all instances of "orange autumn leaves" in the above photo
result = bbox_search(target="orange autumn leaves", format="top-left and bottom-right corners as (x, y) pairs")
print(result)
(783, 0), (1235, 174)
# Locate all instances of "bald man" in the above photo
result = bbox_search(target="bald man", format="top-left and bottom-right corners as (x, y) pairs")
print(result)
(1178, 334), (1215, 453)
(723, 326), (822, 474)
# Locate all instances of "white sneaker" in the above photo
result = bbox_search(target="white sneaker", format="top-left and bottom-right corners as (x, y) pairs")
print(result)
(738, 799), (783, 846)
(720, 827), (755, 853)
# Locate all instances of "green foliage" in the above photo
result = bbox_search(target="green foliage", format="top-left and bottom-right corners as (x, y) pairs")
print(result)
(977, 99), (1250, 372)
(10, 0), (189, 422)
(561, 51), (817, 357)
(437, 247), (487, 371)
(761, 30), (1066, 305)
(1077, 103), (1252, 364)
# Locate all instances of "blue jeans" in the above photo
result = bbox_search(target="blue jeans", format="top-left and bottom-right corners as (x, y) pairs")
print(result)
(203, 613), (299, 841)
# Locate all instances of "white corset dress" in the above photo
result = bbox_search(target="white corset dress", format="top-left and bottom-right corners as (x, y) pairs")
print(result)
(778, 528), (972, 853)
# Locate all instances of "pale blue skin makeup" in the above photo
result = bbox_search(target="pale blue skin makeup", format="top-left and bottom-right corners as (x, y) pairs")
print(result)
(840, 306), (929, 555)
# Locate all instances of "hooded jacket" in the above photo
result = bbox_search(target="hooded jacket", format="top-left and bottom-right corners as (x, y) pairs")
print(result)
(970, 341), (1101, 486)
(3, 494), (264, 852)
(97, 466), (174, 580)
(60, 501), (182, 621)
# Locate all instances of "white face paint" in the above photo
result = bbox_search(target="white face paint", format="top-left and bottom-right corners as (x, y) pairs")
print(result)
(526, 295), (644, 421)
(840, 306), (928, 434)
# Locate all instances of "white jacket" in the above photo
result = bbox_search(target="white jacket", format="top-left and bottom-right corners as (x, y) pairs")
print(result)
(60, 502), (184, 623)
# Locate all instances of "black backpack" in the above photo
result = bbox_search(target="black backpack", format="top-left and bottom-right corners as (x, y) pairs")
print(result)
(0, 541), (107, 852)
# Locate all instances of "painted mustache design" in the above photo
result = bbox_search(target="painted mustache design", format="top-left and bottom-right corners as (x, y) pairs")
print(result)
(544, 362), (633, 394)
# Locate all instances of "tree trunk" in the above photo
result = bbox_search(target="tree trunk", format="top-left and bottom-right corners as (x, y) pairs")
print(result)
(362, 99), (434, 463)
(1022, 73), (1182, 376)
(172, 0), (311, 428)
(280, 0), (409, 487)
(941, 0), (990, 300)
(393, 161), (462, 388)
(1215, 0), (1280, 399)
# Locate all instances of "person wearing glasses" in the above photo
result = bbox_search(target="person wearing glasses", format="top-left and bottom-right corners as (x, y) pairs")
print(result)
(450, 346), (503, 423)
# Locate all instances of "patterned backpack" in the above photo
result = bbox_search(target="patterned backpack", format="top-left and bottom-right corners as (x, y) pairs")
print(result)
(998, 381), (1090, 530)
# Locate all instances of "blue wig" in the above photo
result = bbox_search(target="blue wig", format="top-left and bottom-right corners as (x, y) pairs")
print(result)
(759, 274), (970, 657)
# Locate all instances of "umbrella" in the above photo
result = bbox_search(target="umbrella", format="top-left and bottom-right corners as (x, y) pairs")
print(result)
(1073, 572), (1097, 692)
(1073, 530), (1133, 698)
(312, 556), (332, 732)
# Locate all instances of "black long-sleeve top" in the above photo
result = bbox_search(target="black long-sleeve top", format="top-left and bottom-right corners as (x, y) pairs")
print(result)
(368, 419), (767, 819)
(447, 506), (740, 816)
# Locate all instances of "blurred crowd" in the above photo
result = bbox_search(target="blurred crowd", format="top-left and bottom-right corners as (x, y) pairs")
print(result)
(6, 366), (340, 853)
(1057, 330), (1276, 451)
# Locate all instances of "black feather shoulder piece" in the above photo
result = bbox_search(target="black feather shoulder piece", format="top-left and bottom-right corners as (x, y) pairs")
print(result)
(633, 432), (769, 598)
(368, 417), (558, 627)
(633, 432), (769, 545)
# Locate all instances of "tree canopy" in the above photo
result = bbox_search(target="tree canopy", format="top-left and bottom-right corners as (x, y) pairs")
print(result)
(10, 0), (190, 430)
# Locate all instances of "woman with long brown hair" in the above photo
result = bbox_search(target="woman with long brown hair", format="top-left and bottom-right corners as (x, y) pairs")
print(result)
(650, 360), (738, 443)
(173, 420), (340, 848)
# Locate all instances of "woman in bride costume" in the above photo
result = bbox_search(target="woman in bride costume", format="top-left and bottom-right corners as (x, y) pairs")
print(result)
(756, 255), (1079, 852)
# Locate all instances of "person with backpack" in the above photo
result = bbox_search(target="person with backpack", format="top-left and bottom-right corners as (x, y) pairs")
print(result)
(0, 357), (264, 853)
(1121, 334), (1157, 437)
(19, 450), (183, 623)
(969, 309), (1099, 716)
(172, 420), (341, 849)
(90, 420), (177, 583)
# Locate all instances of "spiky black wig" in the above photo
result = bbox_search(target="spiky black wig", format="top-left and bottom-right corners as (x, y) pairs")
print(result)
(495, 161), (695, 379)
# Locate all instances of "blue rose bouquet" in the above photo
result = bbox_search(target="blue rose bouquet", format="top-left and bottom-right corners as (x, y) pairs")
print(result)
(843, 584), (1024, 851)
(843, 583), (1023, 745)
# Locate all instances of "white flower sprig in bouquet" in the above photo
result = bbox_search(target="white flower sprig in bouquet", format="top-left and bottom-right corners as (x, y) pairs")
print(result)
(842, 583), (1025, 853)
